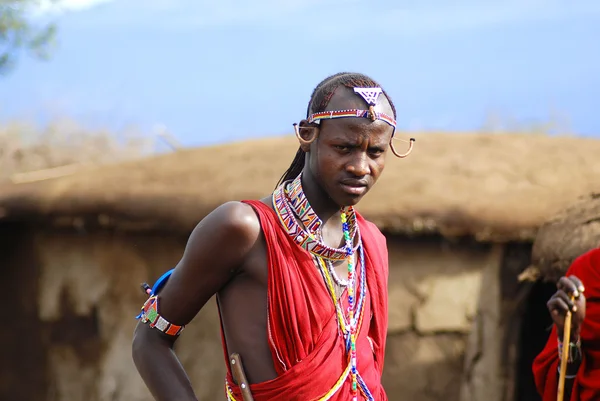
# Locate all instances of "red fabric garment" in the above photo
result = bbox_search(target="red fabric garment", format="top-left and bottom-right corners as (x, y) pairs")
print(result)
(220, 200), (389, 400)
(532, 247), (600, 401)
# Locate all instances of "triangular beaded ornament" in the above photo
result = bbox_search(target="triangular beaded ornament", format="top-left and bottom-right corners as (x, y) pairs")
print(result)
(353, 87), (382, 106)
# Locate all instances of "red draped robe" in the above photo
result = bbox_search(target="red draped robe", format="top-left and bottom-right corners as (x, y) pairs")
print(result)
(532, 247), (600, 401)
(219, 200), (389, 400)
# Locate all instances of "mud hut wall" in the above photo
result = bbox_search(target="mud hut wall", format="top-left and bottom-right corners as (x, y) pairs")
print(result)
(382, 236), (505, 401)
(24, 229), (505, 401)
(31, 229), (209, 401)
(0, 223), (47, 401)
(456, 242), (535, 401)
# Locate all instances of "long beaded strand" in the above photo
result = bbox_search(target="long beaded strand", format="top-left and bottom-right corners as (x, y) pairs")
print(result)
(315, 239), (372, 400)
(341, 210), (358, 400)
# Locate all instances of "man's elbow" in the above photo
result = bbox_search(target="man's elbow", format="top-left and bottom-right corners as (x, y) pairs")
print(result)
(132, 322), (174, 357)
(132, 324), (163, 361)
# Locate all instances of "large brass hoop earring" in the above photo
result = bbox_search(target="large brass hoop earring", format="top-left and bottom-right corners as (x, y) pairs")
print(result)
(390, 137), (416, 158)
(293, 123), (317, 145)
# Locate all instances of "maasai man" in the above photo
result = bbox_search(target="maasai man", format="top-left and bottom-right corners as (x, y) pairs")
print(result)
(533, 248), (600, 401)
(132, 72), (415, 401)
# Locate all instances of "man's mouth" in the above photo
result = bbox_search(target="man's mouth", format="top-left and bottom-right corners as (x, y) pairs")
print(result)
(339, 180), (368, 196)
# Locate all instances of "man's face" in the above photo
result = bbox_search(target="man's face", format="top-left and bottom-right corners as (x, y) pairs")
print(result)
(303, 87), (395, 207)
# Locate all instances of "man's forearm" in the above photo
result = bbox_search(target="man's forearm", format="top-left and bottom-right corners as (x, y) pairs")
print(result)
(132, 323), (198, 401)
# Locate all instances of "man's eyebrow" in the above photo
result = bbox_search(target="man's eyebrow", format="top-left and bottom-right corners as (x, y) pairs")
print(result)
(369, 144), (386, 151)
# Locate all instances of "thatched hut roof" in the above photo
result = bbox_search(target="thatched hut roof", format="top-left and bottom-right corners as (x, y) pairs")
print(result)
(1, 132), (600, 241)
(523, 193), (600, 282)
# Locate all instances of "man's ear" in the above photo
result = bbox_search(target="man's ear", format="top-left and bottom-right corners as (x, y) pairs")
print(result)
(296, 119), (319, 152)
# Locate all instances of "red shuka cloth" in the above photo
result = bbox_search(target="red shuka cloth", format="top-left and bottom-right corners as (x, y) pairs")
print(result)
(220, 200), (389, 400)
(532, 247), (600, 401)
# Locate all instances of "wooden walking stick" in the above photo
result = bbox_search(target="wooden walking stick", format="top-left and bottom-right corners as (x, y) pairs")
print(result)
(557, 295), (575, 401)
(230, 353), (255, 401)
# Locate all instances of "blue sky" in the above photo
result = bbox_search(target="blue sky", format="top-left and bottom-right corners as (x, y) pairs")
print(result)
(1, 0), (599, 147)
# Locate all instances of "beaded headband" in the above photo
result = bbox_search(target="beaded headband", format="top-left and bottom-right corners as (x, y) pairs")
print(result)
(308, 109), (397, 131)
(294, 86), (416, 158)
(307, 88), (396, 133)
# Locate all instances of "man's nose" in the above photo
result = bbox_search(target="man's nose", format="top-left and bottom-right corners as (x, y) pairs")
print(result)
(346, 154), (369, 176)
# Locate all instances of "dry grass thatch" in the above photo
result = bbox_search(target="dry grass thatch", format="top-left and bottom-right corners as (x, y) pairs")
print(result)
(1, 132), (600, 241)
(0, 119), (157, 180)
(523, 193), (600, 281)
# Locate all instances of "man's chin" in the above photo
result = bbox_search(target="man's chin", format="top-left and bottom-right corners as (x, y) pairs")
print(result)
(334, 192), (367, 208)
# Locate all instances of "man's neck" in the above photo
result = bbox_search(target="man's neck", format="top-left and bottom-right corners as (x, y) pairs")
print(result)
(299, 172), (341, 225)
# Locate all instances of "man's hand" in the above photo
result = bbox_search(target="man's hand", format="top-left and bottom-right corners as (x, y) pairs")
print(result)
(547, 275), (586, 341)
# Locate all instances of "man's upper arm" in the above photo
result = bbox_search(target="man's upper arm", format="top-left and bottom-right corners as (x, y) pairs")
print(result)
(152, 201), (260, 327)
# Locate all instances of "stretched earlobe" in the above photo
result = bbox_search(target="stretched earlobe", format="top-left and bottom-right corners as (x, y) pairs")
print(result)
(293, 121), (318, 152)
(390, 137), (415, 158)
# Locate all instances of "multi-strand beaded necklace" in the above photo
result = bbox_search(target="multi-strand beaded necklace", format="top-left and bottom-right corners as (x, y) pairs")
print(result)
(273, 174), (373, 401)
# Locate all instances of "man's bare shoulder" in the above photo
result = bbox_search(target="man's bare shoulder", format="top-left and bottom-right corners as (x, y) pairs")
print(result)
(153, 201), (264, 326)
(214, 200), (260, 226)
(187, 200), (261, 247)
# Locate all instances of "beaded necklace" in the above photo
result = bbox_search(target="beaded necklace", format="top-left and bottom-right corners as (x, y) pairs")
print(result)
(284, 175), (359, 242)
(272, 174), (372, 400)
(286, 175), (357, 289)
(273, 177), (360, 261)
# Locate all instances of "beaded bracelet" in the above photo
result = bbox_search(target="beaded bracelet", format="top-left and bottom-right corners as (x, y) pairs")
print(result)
(557, 336), (582, 364)
(556, 365), (578, 380)
(138, 295), (185, 336)
(134, 269), (184, 337)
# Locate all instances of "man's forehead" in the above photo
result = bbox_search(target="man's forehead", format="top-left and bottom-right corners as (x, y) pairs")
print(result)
(321, 118), (394, 143)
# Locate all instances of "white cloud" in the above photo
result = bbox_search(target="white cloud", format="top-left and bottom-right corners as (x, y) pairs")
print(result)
(167, 0), (598, 36)
(376, 0), (600, 36)
(134, 0), (361, 28)
(55, 0), (362, 30)
(31, 0), (600, 37)
(33, 0), (116, 16)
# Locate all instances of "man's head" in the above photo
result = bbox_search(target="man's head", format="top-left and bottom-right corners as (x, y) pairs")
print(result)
(278, 72), (413, 207)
